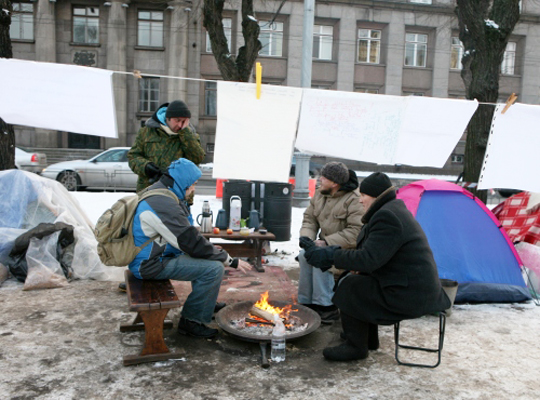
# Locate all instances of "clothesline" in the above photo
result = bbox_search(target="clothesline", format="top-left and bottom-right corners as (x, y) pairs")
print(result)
(112, 69), (506, 108)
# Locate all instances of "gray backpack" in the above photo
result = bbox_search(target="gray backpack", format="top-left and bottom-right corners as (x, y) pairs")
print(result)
(94, 189), (179, 266)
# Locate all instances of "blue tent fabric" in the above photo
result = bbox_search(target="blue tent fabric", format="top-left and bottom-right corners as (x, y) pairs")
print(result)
(415, 191), (530, 303)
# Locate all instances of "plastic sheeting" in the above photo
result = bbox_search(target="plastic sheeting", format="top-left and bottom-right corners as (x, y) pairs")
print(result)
(0, 170), (123, 281)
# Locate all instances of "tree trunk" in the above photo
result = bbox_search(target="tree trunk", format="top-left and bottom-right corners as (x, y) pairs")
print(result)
(0, 0), (15, 171)
(203, 0), (261, 82)
(456, 0), (520, 203)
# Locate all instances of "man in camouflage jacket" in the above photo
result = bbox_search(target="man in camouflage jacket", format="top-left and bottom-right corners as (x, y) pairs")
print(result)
(128, 100), (205, 192)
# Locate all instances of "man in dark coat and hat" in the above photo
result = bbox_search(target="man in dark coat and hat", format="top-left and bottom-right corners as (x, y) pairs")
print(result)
(303, 172), (450, 361)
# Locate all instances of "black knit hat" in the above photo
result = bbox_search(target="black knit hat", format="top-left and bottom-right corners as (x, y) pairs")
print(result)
(321, 162), (349, 185)
(165, 100), (191, 119)
(360, 172), (393, 197)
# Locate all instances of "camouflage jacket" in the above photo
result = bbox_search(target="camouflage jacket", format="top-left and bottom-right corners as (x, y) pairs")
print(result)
(128, 117), (205, 192)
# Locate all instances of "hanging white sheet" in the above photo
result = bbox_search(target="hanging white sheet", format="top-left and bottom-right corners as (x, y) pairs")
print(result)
(478, 103), (540, 192)
(0, 58), (118, 138)
(212, 81), (302, 182)
(295, 90), (478, 168)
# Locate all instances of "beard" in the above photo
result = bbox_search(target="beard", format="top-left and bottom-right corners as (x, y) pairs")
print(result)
(320, 188), (331, 195)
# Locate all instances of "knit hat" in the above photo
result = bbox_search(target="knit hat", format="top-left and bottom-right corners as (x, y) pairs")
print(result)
(321, 162), (349, 185)
(165, 100), (191, 119)
(360, 172), (393, 198)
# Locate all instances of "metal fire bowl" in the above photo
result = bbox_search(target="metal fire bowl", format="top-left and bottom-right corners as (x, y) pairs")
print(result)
(215, 301), (321, 343)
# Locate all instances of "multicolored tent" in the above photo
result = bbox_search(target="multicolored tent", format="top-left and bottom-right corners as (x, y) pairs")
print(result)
(396, 179), (530, 303)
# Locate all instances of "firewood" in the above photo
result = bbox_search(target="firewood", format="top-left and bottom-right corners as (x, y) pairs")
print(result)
(250, 306), (282, 322)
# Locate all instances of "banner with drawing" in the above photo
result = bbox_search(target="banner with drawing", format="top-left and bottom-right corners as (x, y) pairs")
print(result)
(295, 90), (478, 168)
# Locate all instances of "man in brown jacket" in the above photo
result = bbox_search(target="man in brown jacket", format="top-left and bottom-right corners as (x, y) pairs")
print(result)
(298, 162), (364, 323)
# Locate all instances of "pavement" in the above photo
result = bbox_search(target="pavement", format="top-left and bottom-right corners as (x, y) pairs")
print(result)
(2, 264), (540, 399)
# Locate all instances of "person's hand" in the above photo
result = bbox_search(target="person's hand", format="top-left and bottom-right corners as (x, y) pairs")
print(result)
(314, 240), (327, 247)
(236, 259), (252, 274)
(299, 236), (316, 250)
(145, 162), (163, 181)
(304, 245), (340, 271)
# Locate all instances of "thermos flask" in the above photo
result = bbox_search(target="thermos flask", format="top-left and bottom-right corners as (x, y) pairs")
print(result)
(229, 196), (242, 231)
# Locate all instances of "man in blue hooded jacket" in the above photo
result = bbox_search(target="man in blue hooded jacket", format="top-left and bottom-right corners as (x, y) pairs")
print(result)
(129, 158), (252, 338)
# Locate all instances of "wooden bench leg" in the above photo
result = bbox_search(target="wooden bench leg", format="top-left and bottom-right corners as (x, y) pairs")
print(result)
(120, 312), (174, 332)
(123, 309), (183, 366)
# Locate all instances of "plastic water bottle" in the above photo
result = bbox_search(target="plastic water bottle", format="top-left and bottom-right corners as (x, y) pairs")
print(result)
(270, 315), (286, 362)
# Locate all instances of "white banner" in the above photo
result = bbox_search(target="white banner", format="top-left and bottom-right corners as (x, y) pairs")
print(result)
(0, 58), (118, 138)
(213, 81), (302, 182)
(478, 103), (540, 192)
(295, 90), (478, 168)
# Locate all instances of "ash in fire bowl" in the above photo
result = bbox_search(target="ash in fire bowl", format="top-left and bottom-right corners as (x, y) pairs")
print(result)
(215, 298), (321, 342)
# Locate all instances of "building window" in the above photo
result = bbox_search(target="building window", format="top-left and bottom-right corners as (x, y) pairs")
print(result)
(73, 6), (99, 44)
(357, 29), (381, 64)
(501, 41), (516, 75)
(10, 2), (34, 40)
(451, 154), (464, 163)
(206, 18), (232, 53)
(138, 11), (163, 47)
(403, 91), (424, 96)
(139, 77), (160, 113)
(355, 88), (379, 94)
(204, 81), (217, 116)
(313, 25), (333, 60)
(410, 0), (432, 4)
(450, 37), (464, 70)
(206, 143), (215, 153)
(405, 33), (427, 67)
(259, 21), (283, 57)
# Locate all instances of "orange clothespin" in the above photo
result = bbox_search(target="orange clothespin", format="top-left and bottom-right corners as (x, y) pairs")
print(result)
(133, 70), (142, 79)
(256, 62), (262, 99)
(501, 93), (517, 114)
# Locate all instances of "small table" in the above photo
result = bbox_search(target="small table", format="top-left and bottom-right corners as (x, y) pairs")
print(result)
(201, 230), (275, 273)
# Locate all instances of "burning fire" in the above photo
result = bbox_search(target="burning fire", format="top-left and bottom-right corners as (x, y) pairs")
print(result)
(252, 291), (293, 320)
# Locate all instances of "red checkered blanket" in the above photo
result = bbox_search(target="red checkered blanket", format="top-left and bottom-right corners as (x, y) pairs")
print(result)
(492, 192), (540, 246)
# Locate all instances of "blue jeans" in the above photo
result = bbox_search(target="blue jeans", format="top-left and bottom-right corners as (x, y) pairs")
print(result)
(154, 254), (224, 324)
(297, 250), (335, 307)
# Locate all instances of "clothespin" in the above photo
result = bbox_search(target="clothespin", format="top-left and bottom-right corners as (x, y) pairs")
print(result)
(256, 62), (262, 99)
(133, 70), (142, 79)
(501, 93), (517, 114)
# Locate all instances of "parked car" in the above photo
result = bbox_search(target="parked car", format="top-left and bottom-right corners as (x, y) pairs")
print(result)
(290, 155), (323, 178)
(41, 147), (137, 191)
(15, 146), (48, 174)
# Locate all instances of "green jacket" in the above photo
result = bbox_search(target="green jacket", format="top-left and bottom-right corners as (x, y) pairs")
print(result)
(128, 117), (205, 192)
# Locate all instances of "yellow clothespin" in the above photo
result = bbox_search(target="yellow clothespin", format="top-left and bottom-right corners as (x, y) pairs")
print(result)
(501, 93), (517, 114)
(133, 70), (142, 79)
(256, 62), (262, 99)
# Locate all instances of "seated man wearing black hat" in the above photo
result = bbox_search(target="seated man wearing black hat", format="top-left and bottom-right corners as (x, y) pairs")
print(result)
(128, 100), (206, 193)
(303, 172), (450, 361)
(297, 162), (363, 324)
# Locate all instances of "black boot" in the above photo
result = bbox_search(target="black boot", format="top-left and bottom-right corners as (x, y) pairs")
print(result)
(340, 323), (379, 350)
(323, 312), (369, 361)
(368, 323), (379, 351)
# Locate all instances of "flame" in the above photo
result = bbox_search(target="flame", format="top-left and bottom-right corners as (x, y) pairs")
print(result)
(252, 291), (292, 319)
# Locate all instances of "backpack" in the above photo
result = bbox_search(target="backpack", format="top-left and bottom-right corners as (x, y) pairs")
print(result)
(94, 188), (179, 266)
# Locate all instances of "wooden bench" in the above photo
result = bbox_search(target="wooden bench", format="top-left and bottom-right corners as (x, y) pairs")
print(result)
(200, 230), (276, 273)
(120, 270), (183, 366)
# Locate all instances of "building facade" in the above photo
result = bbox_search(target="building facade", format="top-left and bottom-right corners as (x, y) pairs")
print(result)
(9, 0), (540, 174)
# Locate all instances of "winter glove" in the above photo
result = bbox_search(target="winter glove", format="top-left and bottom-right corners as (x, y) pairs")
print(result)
(145, 162), (163, 181)
(304, 245), (341, 272)
(299, 236), (316, 250)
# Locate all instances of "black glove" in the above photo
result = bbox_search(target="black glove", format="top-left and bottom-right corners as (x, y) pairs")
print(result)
(304, 245), (340, 272)
(145, 162), (163, 181)
(299, 236), (316, 250)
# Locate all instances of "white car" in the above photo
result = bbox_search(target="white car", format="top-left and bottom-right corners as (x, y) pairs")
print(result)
(15, 146), (48, 174)
(41, 147), (138, 191)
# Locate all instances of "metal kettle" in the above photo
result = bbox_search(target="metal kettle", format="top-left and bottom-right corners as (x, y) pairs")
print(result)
(196, 200), (213, 233)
